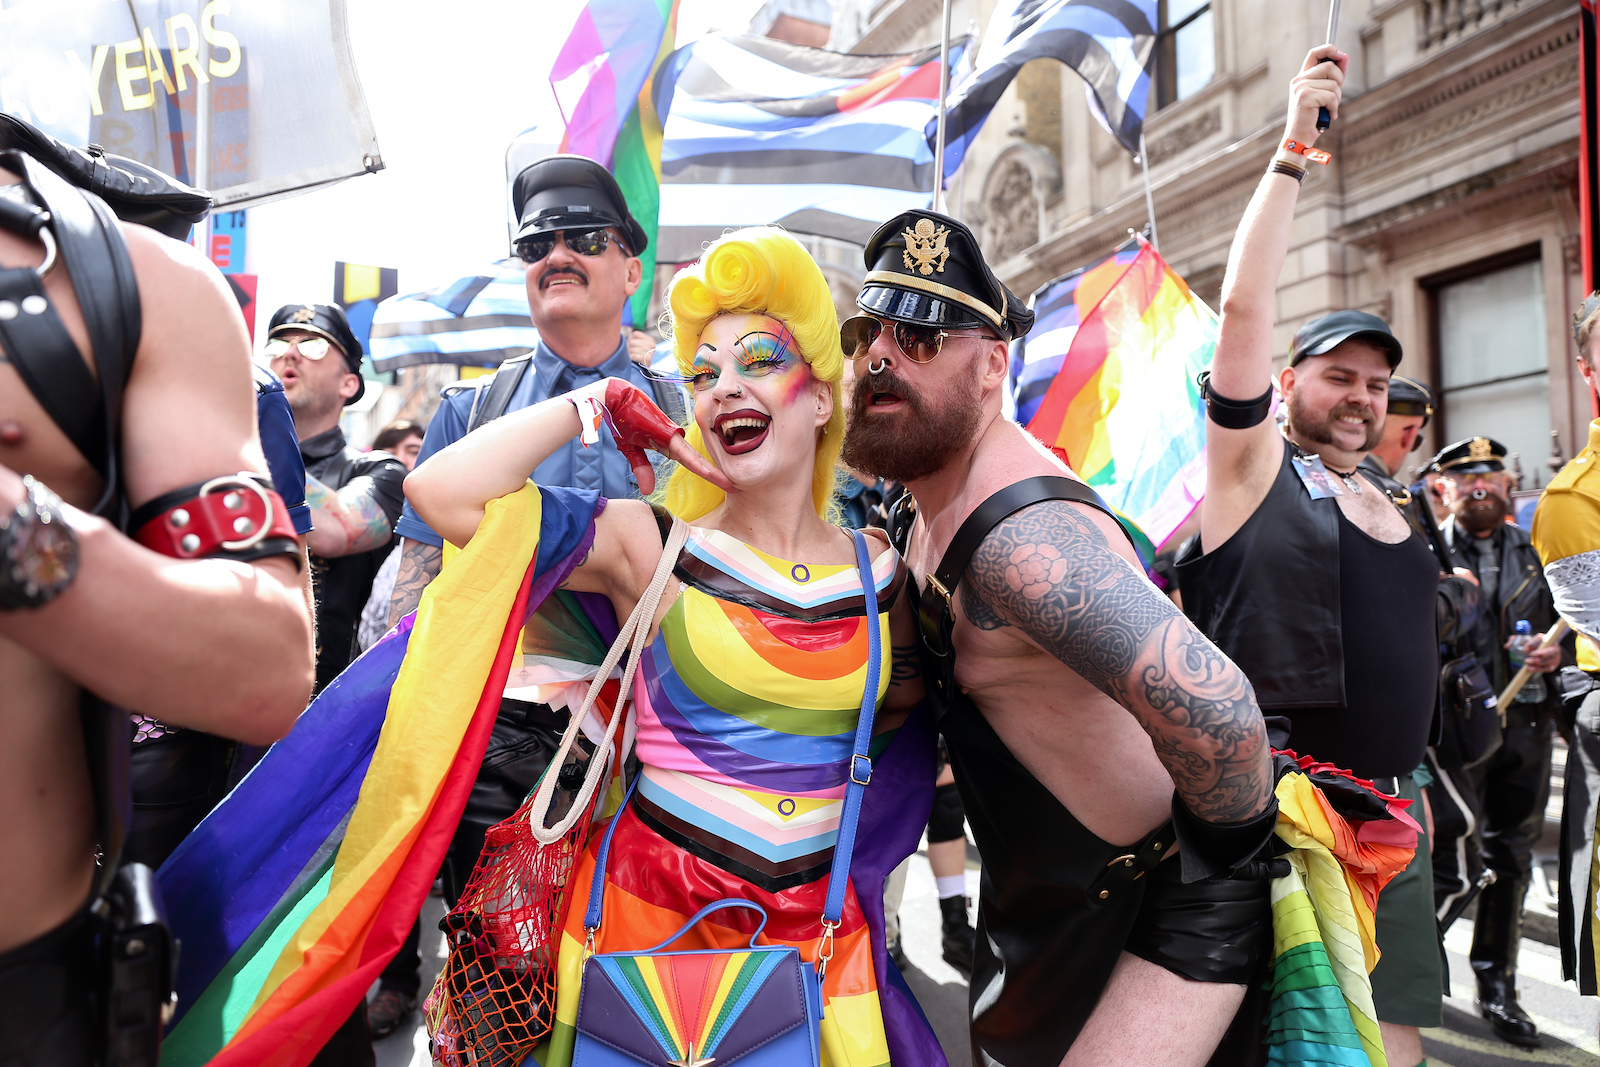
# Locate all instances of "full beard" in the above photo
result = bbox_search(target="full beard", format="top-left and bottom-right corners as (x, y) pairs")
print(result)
(840, 363), (983, 482)
(1287, 393), (1382, 453)
(1456, 489), (1509, 534)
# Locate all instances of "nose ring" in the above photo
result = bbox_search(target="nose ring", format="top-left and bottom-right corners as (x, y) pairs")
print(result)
(868, 358), (889, 375)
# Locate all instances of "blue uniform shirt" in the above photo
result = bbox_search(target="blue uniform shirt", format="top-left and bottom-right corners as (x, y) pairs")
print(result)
(253, 364), (313, 535)
(395, 336), (668, 547)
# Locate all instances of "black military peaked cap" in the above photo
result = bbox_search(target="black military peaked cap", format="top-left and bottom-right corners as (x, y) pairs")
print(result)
(512, 155), (647, 256)
(857, 209), (1033, 340)
(268, 303), (366, 405)
(1428, 436), (1507, 475)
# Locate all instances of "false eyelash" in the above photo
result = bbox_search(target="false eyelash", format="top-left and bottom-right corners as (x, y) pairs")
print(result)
(734, 331), (792, 366)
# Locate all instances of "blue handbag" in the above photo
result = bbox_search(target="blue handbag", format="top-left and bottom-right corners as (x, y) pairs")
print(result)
(570, 530), (883, 1067)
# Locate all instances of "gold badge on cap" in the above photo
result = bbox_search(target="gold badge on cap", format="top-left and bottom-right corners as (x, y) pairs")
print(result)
(1469, 437), (1492, 461)
(291, 306), (316, 323)
(902, 218), (951, 276)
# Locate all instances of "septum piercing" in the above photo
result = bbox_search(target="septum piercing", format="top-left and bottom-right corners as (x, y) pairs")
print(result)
(868, 358), (889, 375)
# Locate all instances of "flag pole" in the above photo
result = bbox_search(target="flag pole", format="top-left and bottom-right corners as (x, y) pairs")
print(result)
(1138, 132), (1159, 252)
(932, 0), (953, 213)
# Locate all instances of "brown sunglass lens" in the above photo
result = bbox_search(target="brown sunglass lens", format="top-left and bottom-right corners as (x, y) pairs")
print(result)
(894, 323), (942, 363)
(840, 316), (882, 358)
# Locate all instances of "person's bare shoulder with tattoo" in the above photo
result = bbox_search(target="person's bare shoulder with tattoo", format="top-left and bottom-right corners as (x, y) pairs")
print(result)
(960, 500), (1271, 825)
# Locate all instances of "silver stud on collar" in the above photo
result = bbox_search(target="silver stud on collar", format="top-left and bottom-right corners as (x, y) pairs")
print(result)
(233, 517), (254, 535)
(20, 295), (47, 315)
(0, 301), (17, 320)
(180, 533), (201, 553)
(170, 509), (190, 528)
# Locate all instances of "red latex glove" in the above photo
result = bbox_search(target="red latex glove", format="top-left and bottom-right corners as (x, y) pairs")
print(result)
(600, 379), (734, 495)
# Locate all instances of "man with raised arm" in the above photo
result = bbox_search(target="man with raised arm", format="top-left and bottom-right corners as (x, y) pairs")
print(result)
(1172, 47), (1443, 1067)
(841, 208), (1275, 1060)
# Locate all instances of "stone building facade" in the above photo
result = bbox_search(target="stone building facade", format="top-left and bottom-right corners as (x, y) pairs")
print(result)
(831, 0), (1587, 486)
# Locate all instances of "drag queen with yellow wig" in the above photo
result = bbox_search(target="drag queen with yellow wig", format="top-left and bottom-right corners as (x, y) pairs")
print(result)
(407, 226), (943, 1067)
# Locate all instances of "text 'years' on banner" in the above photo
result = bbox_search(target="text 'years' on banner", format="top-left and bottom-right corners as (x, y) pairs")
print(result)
(0, 0), (382, 207)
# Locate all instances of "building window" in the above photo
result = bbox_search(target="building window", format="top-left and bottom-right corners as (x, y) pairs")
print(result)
(1433, 254), (1551, 486)
(1155, 0), (1215, 109)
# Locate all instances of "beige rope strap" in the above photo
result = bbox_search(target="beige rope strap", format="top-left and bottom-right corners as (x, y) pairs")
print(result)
(528, 515), (689, 845)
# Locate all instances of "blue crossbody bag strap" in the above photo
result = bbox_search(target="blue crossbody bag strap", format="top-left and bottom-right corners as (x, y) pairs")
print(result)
(583, 529), (883, 940)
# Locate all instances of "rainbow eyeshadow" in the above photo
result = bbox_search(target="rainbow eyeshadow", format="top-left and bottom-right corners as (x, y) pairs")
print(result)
(733, 326), (794, 368)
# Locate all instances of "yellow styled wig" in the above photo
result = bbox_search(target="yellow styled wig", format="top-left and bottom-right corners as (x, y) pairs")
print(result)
(662, 227), (844, 521)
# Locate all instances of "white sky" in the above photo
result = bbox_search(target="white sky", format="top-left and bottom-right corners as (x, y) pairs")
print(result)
(247, 0), (769, 336)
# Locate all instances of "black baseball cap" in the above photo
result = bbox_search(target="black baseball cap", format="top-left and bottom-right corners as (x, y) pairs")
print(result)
(511, 155), (647, 256)
(267, 303), (366, 405)
(1289, 310), (1403, 368)
(856, 209), (1034, 340)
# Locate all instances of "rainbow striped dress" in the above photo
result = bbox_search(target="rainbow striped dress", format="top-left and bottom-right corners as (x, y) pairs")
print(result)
(541, 525), (907, 1067)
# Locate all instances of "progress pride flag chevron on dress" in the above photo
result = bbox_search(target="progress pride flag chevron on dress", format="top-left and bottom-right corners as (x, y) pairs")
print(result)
(653, 34), (970, 260)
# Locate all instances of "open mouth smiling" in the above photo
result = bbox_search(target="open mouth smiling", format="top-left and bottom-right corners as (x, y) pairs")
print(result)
(712, 409), (771, 454)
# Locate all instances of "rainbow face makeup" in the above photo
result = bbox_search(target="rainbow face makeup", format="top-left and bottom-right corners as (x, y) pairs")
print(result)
(691, 318), (800, 392)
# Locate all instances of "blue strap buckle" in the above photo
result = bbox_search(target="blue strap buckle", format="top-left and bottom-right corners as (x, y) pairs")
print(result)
(850, 754), (873, 786)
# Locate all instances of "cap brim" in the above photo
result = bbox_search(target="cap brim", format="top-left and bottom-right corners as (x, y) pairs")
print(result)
(1439, 460), (1505, 474)
(1296, 329), (1403, 368)
(858, 282), (989, 332)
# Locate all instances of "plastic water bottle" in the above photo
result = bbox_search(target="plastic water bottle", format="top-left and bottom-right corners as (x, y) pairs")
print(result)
(1509, 620), (1547, 703)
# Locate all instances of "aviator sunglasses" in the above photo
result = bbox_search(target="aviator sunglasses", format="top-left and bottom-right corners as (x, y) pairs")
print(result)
(264, 336), (334, 360)
(839, 314), (990, 364)
(515, 227), (626, 265)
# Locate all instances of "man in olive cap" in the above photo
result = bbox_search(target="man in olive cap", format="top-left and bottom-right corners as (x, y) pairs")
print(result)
(373, 155), (682, 1038)
(1365, 374), (1433, 481)
(1174, 47), (1441, 1066)
(843, 208), (1275, 1066)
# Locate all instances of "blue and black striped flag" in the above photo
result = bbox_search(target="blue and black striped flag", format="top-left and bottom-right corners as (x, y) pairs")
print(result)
(654, 34), (970, 261)
(934, 0), (1156, 175)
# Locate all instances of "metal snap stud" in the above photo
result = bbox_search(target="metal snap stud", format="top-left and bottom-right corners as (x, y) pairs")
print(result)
(180, 533), (201, 553)
(0, 301), (17, 320)
(1098, 890), (1109, 899)
(223, 492), (242, 509)
(20, 295), (47, 315)
(233, 517), (254, 535)
(170, 509), (190, 528)
(124, 937), (146, 957)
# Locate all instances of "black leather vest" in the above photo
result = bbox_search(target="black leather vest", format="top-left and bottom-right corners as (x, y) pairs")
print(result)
(1174, 439), (1344, 709)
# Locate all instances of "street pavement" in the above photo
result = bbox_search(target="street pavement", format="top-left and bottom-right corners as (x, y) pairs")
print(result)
(377, 773), (1599, 1067)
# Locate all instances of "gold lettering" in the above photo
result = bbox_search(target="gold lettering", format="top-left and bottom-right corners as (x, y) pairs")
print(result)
(142, 27), (177, 95)
(166, 15), (208, 92)
(114, 39), (153, 112)
(202, 2), (241, 79)
(65, 46), (111, 117)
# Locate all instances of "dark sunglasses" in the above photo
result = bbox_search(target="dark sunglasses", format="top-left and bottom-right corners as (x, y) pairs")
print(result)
(839, 314), (990, 364)
(515, 227), (625, 264)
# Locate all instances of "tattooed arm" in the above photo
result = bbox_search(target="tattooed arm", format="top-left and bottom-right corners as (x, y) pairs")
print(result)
(387, 537), (443, 627)
(304, 471), (400, 558)
(962, 500), (1271, 824)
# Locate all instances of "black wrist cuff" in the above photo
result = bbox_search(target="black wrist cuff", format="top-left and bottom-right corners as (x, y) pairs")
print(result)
(1171, 793), (1281, 883)
(1198, 371), (1273, 430)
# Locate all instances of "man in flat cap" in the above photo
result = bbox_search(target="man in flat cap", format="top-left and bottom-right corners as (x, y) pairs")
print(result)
(1423, 435), (1558, 1047)
(844, 208), (1275, 1064)
(1174, 47), (1442, 1066)
(265, 303), (408, 696)
(1534, 290), (1600, 1005)
(371, 155), (683, 1038)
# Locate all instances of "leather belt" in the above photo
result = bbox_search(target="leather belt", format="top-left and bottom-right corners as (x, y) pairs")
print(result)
(1086, 821), (1178, 906)
(1370, 775), (1403, 796)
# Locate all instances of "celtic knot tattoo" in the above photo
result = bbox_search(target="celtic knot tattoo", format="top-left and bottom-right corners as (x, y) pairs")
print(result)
(961, 501), (1271, 824)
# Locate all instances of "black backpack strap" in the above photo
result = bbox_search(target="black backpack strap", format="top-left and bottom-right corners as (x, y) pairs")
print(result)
(467, 352), (533, 432)
(927, 476), (1134, 602)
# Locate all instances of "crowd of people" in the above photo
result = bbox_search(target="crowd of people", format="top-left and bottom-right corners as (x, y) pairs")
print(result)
(5, 41), (1600, 1067)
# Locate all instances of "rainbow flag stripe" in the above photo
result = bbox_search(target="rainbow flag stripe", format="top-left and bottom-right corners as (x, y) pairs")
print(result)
(157, 485), (600, 1067)
(1020, 238), (1216, 554)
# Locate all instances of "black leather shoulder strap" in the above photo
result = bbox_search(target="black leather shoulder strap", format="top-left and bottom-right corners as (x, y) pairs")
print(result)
(931, 476), (1134, 596)
(468, 352), (533, 432)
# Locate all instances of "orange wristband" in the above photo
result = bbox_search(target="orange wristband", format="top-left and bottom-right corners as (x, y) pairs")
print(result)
(1282, 139), (1331, 164)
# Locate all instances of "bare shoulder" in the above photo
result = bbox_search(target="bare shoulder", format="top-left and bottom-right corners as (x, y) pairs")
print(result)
(119, 223), (261, 508)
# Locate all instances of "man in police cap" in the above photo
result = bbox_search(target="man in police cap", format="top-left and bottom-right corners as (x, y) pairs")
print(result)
(843, 207), (1275, 1065)
(1364, 374), (1433, 483)
(1426, 435), (1559, 1047)
(1174, 47), (1442, 1066)
(371, 155), (677, 1038)
(266, 303), (408, 695)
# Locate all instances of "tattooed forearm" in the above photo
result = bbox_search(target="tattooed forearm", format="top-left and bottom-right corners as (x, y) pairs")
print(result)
(961, 501), (1271, 823)
(387, 537), (444, 627)
(305, 475), (395, 556)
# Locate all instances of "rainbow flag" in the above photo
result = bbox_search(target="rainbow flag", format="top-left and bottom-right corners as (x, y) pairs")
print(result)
(156, 485), (601, 1067)
(551, 0), (680, 328)
(1019, 237), (1215, 557)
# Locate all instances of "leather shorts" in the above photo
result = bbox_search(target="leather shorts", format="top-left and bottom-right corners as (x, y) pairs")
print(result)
(1122, 855), (1271, 984)
(0, 907), (97, 1067)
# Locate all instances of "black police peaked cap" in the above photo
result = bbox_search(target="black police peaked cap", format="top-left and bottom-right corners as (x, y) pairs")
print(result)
(857, 209), (1033, 340)
(268, 303), (366, 405)
(1428, 436), (1507, 475)
(511, 155), (647, 256)
(1387, 375), (1433, 424)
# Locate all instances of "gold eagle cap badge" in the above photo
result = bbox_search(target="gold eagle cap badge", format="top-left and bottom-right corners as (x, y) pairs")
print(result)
(1469, 437), (1493, 462)
(902, 218), (951, 276)
(291, 306), (317, 323)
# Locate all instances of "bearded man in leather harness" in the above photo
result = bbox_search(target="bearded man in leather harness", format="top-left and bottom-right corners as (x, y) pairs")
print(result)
(1173, 48), (1443, 1067)
(840, 208), (1276, 1062)
(0, 125), (313, 1064)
